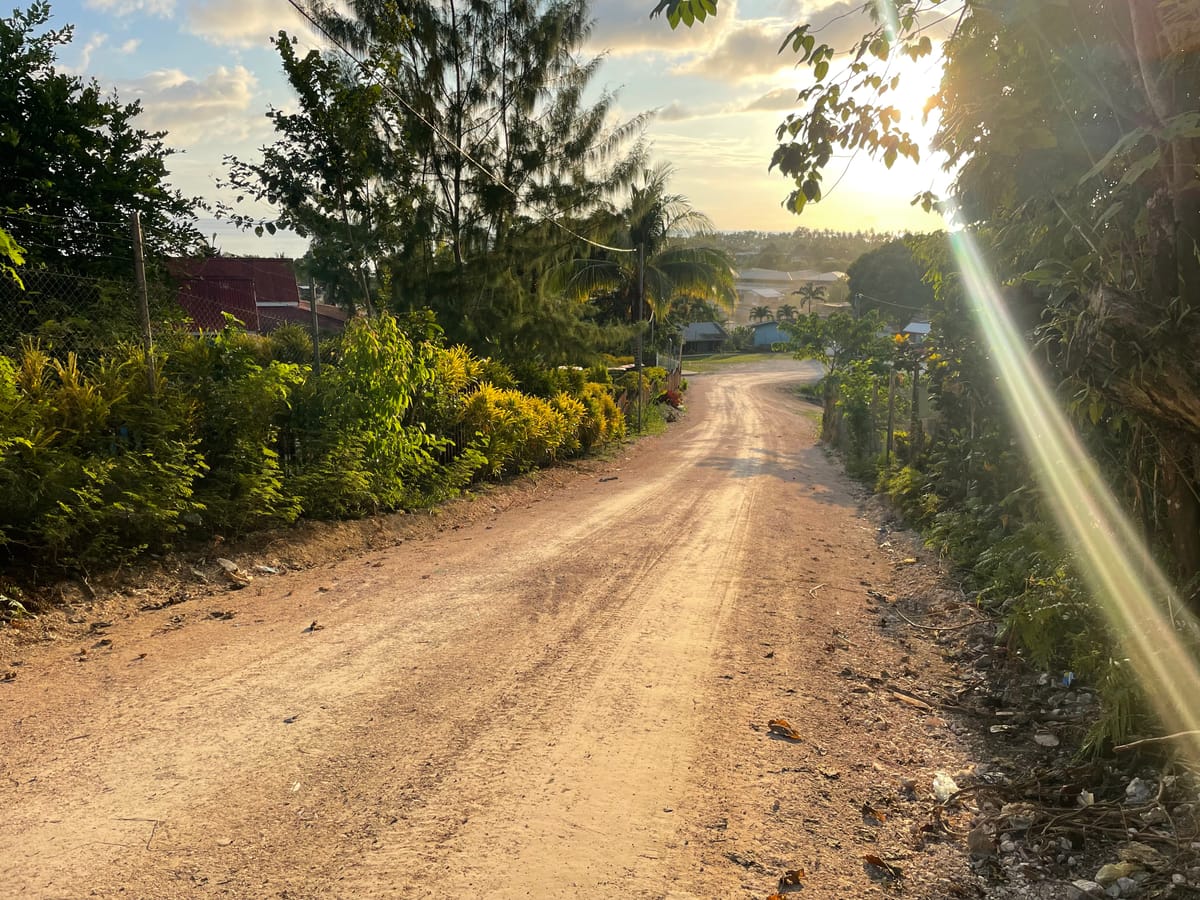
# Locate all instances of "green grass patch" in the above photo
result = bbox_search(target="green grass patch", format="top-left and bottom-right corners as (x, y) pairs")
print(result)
(684, 352), (777, 373)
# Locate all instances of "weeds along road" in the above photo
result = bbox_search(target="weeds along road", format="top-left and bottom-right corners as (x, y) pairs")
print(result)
(0, 358), (976, 898)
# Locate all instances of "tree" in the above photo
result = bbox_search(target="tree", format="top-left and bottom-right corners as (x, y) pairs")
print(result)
(554, 163), (735, 331)
(845, 239), (932, 324)
(0, 3), (200, 276)
(0, 228), (25, 288)
(235, 0), (647, 363)
(223, 33), (406, 314)
(749, 305), (773, 323)
(783, 310), (894, 446)
(793, 283), (825, 314)
(776, 303), (799, 323)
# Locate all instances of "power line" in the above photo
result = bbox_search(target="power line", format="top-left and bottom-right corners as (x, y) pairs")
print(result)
(281, 0), (635, 256)
(854, 289), (927, 311)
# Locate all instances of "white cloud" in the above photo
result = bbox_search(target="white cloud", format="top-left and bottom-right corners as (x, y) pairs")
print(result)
(744, 86), (798, 112)
(670, 18), (796, 82)
(121, 65), (261, 146)
(657, 100), (695, 121)
(184, 0), (314, 49)
(84, 0), (176, 16)
(70, 32), (108, 73)
(117, 38), (142, 54)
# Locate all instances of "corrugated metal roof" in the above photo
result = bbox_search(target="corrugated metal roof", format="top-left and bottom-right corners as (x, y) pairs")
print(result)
(168, 257), (303, 332)
(683, 321), (728, 341)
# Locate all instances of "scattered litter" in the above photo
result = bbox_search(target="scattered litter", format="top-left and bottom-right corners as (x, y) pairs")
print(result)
(598, 476), (619, 482)
(254, 565), (280, 575)
(1034, 731), (1060, 747)
(304, 621), (325, 633)
(215, 558), (239, 574)
(283, 715), (299, 724)
(932, 771), (959, 803)
(209, 610), (235, 621)
(1124, 777), (1155, 805)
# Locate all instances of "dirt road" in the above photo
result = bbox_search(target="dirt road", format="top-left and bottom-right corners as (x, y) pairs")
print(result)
(1, 359), (979, 898)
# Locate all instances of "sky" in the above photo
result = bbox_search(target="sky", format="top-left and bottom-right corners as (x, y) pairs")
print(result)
(53, 0), (951, 255)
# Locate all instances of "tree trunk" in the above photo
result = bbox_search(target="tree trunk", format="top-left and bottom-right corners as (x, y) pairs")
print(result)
(1161, 432), (1200, 589)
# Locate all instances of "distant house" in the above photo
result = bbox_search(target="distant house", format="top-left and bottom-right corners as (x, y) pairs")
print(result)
(167, 257), (347, 333)
(682, 321), (728, 354)
(901, 321), (932, 342)
(752, 321), (789, 349)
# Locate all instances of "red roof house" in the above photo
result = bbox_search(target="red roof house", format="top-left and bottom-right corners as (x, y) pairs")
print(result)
(167, 258), (347, 333)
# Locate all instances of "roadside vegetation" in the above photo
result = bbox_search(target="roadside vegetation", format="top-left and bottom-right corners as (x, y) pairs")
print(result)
(762, 0), (1200, 758)
(0, 1), (713, 585)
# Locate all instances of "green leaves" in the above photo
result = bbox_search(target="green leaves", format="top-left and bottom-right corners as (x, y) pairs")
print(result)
(652, 0), (719, 28)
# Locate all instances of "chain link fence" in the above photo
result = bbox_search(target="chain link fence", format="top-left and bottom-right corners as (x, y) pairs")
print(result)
(1, 254), (329, 371)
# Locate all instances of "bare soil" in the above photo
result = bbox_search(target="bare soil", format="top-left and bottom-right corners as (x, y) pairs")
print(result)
(1, 358), (987, 898)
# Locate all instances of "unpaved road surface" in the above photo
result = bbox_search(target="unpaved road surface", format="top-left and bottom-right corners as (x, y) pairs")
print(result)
(1, 359), (981, 898)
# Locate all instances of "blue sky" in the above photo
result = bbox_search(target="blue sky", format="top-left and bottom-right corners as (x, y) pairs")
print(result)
(54, 0), (948, 254)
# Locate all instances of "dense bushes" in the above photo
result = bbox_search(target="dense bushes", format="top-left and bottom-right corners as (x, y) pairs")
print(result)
(0, 315), (627, 569)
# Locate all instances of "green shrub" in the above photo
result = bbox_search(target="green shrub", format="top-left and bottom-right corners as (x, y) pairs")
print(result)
(577, 382), (626, 450)
(461, 383), (573, 476)
(0, 343), (205, 564)
(166, 324), (303, 533)
(267, 324), (316, 364)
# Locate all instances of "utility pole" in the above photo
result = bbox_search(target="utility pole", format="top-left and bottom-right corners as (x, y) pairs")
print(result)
(636, 242), (645, 433)
(130, 210), (156, 395)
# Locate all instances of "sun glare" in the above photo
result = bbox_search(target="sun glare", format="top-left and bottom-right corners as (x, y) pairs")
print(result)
(949, 229), (1200, 759)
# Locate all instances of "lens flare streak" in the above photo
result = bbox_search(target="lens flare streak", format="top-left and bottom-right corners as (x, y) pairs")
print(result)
(949, 231), (1200, 757)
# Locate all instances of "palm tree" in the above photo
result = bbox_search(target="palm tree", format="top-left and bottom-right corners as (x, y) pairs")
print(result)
(794, 283), (826, 313)
(750, 305), (773, 323)
(553, 163), (736, 328)
(776, 303), (799, 323)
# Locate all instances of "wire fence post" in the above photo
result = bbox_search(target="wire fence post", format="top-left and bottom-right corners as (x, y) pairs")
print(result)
(130, 211), (156, 395)
(885, 367), (897, 465)
(309, 283), (322, 377)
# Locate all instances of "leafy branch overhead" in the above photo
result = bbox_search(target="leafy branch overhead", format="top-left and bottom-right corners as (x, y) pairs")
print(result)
(649, 0), (718, 28)
(769, 1), (940, 214)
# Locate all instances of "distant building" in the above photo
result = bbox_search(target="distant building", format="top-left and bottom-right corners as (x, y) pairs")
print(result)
(167, 257), (347, 333)
(733, 268), (847, 323)
(901, 321), (932, 342)
(751, 321), (789, 349)
(682, 321), (728, 354)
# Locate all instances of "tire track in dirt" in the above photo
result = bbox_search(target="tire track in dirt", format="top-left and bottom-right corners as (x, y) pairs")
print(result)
(2, 359), (978, 899)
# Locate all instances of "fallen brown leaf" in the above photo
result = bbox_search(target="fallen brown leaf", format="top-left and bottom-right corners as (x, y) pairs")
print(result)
(779, 867), (806, 886)
(767, 719), (803, 741)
